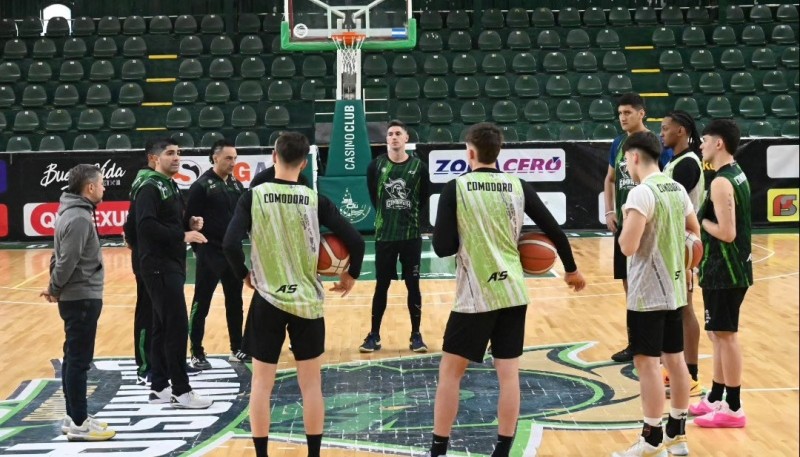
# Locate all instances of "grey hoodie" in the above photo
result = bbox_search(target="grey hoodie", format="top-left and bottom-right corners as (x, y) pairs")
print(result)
(49, 192), (104, 301)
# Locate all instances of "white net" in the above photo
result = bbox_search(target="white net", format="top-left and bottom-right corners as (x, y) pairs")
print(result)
(332, 33), (366, 75)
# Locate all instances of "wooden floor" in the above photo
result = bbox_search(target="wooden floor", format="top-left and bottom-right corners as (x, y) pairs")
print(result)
(0, 233), (797, 456)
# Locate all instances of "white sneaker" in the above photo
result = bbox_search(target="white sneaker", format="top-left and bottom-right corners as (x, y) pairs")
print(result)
(171, 390), (213, 409)
(663, 434), (689, 455)
(62, 415), (107, 434)
(66, 417), (116, 441)
(612, 437), (667, 457)
(148, 387), (172, 404)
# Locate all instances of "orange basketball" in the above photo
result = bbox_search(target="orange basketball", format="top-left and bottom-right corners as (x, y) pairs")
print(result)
(518, 233), (557, 275)
(685, 231), (703, 269)
(318, 233), (350, 276)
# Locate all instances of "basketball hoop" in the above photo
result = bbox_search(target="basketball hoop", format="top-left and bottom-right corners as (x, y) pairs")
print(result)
(331, 31), (366, 75)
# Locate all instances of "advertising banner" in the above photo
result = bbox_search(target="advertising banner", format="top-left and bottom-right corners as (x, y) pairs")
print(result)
(317, 176), (375, 232)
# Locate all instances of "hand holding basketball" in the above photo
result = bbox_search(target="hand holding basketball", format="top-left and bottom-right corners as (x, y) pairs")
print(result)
(318, 234), (351, 276)
(330, 270), (355, 297)
(518, 233), (557, 275)
(685, 231), (703, 269)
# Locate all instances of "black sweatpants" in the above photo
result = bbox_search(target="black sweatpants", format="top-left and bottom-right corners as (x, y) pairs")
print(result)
(133, 273), (152, 378)
(58, 298), (102, 426)
(189, 246), (244, 355)
(143, 271), (191, 396)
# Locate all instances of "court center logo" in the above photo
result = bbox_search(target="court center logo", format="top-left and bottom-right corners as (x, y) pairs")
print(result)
(1, 343), (642, 456)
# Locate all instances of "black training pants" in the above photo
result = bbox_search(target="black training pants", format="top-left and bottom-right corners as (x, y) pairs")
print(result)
(58, 298), (102, 426)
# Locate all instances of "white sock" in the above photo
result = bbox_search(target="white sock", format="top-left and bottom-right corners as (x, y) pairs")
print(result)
(670, 408), (688, 420)
(644, 416), (662, 427)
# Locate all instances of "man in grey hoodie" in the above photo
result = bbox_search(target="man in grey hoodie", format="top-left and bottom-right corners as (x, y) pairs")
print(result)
(40, 164), (115, 442)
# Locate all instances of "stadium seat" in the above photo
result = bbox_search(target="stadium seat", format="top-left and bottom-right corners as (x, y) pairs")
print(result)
(90, 60), (115, 81)
(210, 36), (234, 56)
(491, 101), (518, 123)
(72, 16), (95, 36)
(659, 50), (684, 71)
(173, 81), (199, 104)
(302, 55), (327, 77)
(527, 124), (552, 140)
(267, 80), (293, 101)
(419, 32), (444, 52)
(478, 31), (502, 51)
(724, 5), (745, 24)
(123, 15), (146, 35)
(682, 27), (706, 47)
(106, 134), (132, 150)
(201, 14), (224, 34)
(365, 79), (390, 100)
(556, 99), (582, 122)
(427, 127), (453, 143)
(0, 62), (21, 83)
(506, 8), (529, 28)
(559, 124), (585, 140)
(0, 114), (5, 131)
(32, 38), (56, 59)
(175, 15), (198, 34)
(781, 47), (799, 69)
(39, 136), (65, 151)
(27, 62), (52, 83)
(299, 79), (323, 101)
(0, 86), (14, 107)
(424, 55), (448, 75)
(428, 101), (454, 124)
(781, 119), (800, 137)
(444, 10), (469, 29)
(752, 48), (778, 69)
(574, 51), (598, 72)
(63, 38), (87, 59)
(546, 75), (572, 97)
(6, 136), (32, 152)
(771, 95), (798, 118)
(199, 106), (225, 128)
(53, 84), (79, 106)
(661, 6), (684, 25)
(424, 77), (449, 99)
(739, 96), (766, 118)
(73, 134), (100, 150)
(86, 84), (112, 106)
(205, 81), (231, 103)
(123, 37), (147, 57)
(238, 80), (263, 102)
(201, 132), (224, 148)
(262, 12), (282, 33)
(209, 58), (234, 79)
(524, 99), (550, 122)
(447, 31), (472, 52)
(558, 8), (580, 27)
(484, 76), (509, 98)
(362, 55), (386, 76)
(762, 70), (788, 93)
(18, 16), (43, 37)
(687, 6), (710, 25)
(652, 28), (676, 48)
(777, 4), (799, 22)
(118, 83), (144, 105)
(460, 101), (486, 123)
(231, 105), (257, 127)
(512, 53), (537, 74)
(239, 35), (264, 55)
(178, 59), (202, 79)
(98, 16), (120, 35)
(720, 49), (745, 70)
(543, 52), (568, 73)
(392, 55), (417, 75)
(690, 50), (715, 71)
(498, 126), (519, 142)
(395, 102), (421, 124)
(241, 57), (266, 78)
(583, 7), (606, 27)
(3, 39), (26, 59)
(532, 7), (555, 27)
(396, 78), (420, 99)
(180, 36), (203, 56)
(772, 25), (796, 45)
(748, 121), (775, 137)
(577, 74), (603, 96)
(667, 72), (693, 95)
(567, 29), (590, 49)
(171, 132), (194, 148)
(149, 15), (172, 34)
(235, 131), (260, 147)
(742, 25), (766, 46)
(608, 74), (633, 95)
(699, 72), (725, 94)
(592, 123), (619, 140)
(749, 4), (773, 23)
(264, 105), (290, 127)
(420, 10), (442, 30)
(454, 77), (480, 98)
(482, 53), (507, 74)
(635, 6), (657, 25)
(729, 72), (756, 93)
(271, 57), (296, 78)
(22, 84), (47, 107)
(452, 54), (477, 75)
(78, 109), (104, 130)
(166, 107), (192, 128)
(110, 108), (136, 130)
(603, 51), (628, 72)
(536, 30), (559, 50)
(45, 16), (70, 37)
(507, 30), (531, 50)
(589, 99), (615, 121)
(93, 37), (118, 58)
(609, 7), (632, 26)
(706, 97), (733, 118)
(709, 27), (736, 48)
(514, 75), (539, 98)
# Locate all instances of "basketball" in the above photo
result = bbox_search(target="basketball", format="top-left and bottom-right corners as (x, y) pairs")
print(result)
(318, 233), (350, 276)
(685, 231), (703, 269)
(518, 233), (558, 275)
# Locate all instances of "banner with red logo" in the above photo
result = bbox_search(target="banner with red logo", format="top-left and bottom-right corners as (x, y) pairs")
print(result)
(23, 201), (131, 237)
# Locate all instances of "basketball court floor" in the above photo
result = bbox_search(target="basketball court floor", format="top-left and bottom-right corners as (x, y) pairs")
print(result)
(0, 232), (797, 456)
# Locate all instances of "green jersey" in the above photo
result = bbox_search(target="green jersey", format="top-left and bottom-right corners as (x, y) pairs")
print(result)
(367, 154), (428, 241)
(129, 168), (158, 199)
(454, 172), (528, 313)
(698, 162), (753, 289)
(250, 183), (324, 318)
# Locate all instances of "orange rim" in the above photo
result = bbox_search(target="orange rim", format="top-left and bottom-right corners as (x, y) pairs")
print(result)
(331, 31), (365, 47)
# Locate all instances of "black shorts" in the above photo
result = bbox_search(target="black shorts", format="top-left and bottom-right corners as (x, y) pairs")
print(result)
(241, 293), (325, 364)
(703, 287), (748, 332)
(442, 305), (527, 363)
(613, 230), (627, 280)
(375, 238), (422, 282)
(627, 309), (684, 357)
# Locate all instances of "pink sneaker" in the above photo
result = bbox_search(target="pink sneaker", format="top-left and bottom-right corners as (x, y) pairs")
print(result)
(693, 402), (746, 428)
(688, 396), (719, 416)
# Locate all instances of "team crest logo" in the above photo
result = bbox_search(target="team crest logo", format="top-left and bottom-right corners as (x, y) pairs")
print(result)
(1, 343), (642, 456)
(383, 178), (411, 210)
(338, 187), (371, 224)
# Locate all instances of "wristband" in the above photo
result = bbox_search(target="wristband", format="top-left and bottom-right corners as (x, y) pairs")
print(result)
(604, 211), (615, 216)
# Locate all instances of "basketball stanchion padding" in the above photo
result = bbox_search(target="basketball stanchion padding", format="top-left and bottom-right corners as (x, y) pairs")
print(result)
(518, 233), (558, 275)
(318, 233), (351, 276)
(685, 231), (703, 269)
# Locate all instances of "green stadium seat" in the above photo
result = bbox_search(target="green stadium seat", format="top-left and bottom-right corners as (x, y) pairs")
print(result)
(123, 16), (146, 35)
(559, 8), (581, 27)
(175, 15), (198, 34)
(506, 8), (529, 28)
(507, 30), (531, 50)
(512, 53), (537, 74)
(781, 47), (799, 69)
(420, 10), (442, 30)
(299, 79), (323, 101)
(749, 4), (773, 23)
(781, 119), (799, 137)
(90, 60), (115, 81)
(264, 105), (290, 127)
(419, 32), (443, 52)
(771, 25), (796, 45)
(771, 95), (798, 118)
(481, 53), (507, 74)
(0, 114), (5, 131)
(720, 49), (745, 70)
(33, 38), (56, 59)
(514, 75), (539, 98)
(687, 7), (710, 25)
(392, 55), (417, 75)
(608, 74), (633, 95)
(301, 55), (327, 77)
(589, 99), (615, 121)
(699, 72), (725, 94)
(667, 72), (693, 95)
(364, 55), (387, 76)
(485, 75), (510, 98)
(690, 50), (715, 71)
(231, 105), (257, 127)
(635, 7), (657, 25)
(427, 127), (453, 143)
(527, 124), (552, 140)
(423, 77), (449, 99)
(546, 75), (572, 97)
(201, 15), (224, 34)
(424, 55), (449, 75)
(752, 48), (778, 69)
(559, 124), (585, 140)
(271, 56), (296, 78)
(481, 8), (505, 29)
(0, 85), (14, 107)
(72, 17), (95, 36)
(78, 109), (104, 130)
(447, 31), (472, 52)
(793, 73), (799, 91)
(106, 134), (132, 149)
(661, 6), (684, 25)
(149, 15), (172, 34)
(460, 101), (486, 123)
(201, 132), (224, 148)
(27, 62), (52, 83)
(93, 38), (118, 58)
(364, 78), (389, 101)
(54, 84), (79, 106)
(173, 81), (198, 104)
(86, 84), (112, 106)
(19, 16), (43, 37)
(566, 29), (590, 49)
(742, 25), (766, 46)
(730, 72), (756, 93)
(199, 106), (225, 128)
(453, 54), (477, 75)
(123, 37), (147, 57)
(63, 38), (87, 59)
(73, 134), (100, 150)
(682, 27), (706, 47)
(235, 131), (260, 147)
(724, 5), (745, 24)
(478, 31), (502, 51)
(543, 52), (567, 73)
(660, 50), (684, 71)
(45, 16), (70, 37)
(491, 101), (518, 123)
(44, 109), (72, 132)
(556, 99), (582, 122)
(0, 63), (21, 83)
(747, 121), (775, 137)
(241, 57), (265, 78)
(179, 59), (203, 79)
(6, 136), (33, 152)
(166, 107), (192, 128)
(499, 125), (519, 142)
(98, 16), (120, 35)
(262, 12), (282, 33)
(777, 4), (799, 22)
(239, 35), (264, 55)
(395, 102), (421, 124)
(428, 101), (454, 124)
(592, 123), (619, 140)
(239, 80), (264, 102)
(609, 7), (632, 26)
(596, 28), (620, 50)
(577, 74), (603, 96)
(524, 99), (550, 122)
(396, 78), (420, 99)
(454, 76), (479, 98)
(110, 108), (135, 130)
(706, 97), (733, 118)
(447, 10), (471, 29)
(180, 36), (203, 57)
(712, 26), (737, 47)
(118, 83), (144, 105)
(739, 96), (766, 118)
(39, 135), (66, 151)
(574, 51), (598, 73)
(652, 27), (676, 48)
(205, 81), (231, 103)
(267, 80), (292, 101)
(209, 58), (234, 79)
(537, 30), (560, 50)
(583, 7), (606, 27)
(532, 7), (554, 27)
(121, 59), (146, 80)
(603, 51), (628, 72)
(171, 132), (194, 147)
(22, 84), (47, 107)
(762, 70), (788, 93)
(3, 39), (26, 59)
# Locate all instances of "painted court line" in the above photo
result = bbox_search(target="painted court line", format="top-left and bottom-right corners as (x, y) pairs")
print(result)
(524, 424), (544, 457)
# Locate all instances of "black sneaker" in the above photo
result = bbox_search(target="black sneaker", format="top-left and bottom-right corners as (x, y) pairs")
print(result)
(185, 363), (203, 376)
(611, 346), (634, 363)
(228, 350), (251, 363)
(359, 333), (382, 353)
(190, 353), (212, 370)
(409, 332), (428, 353)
